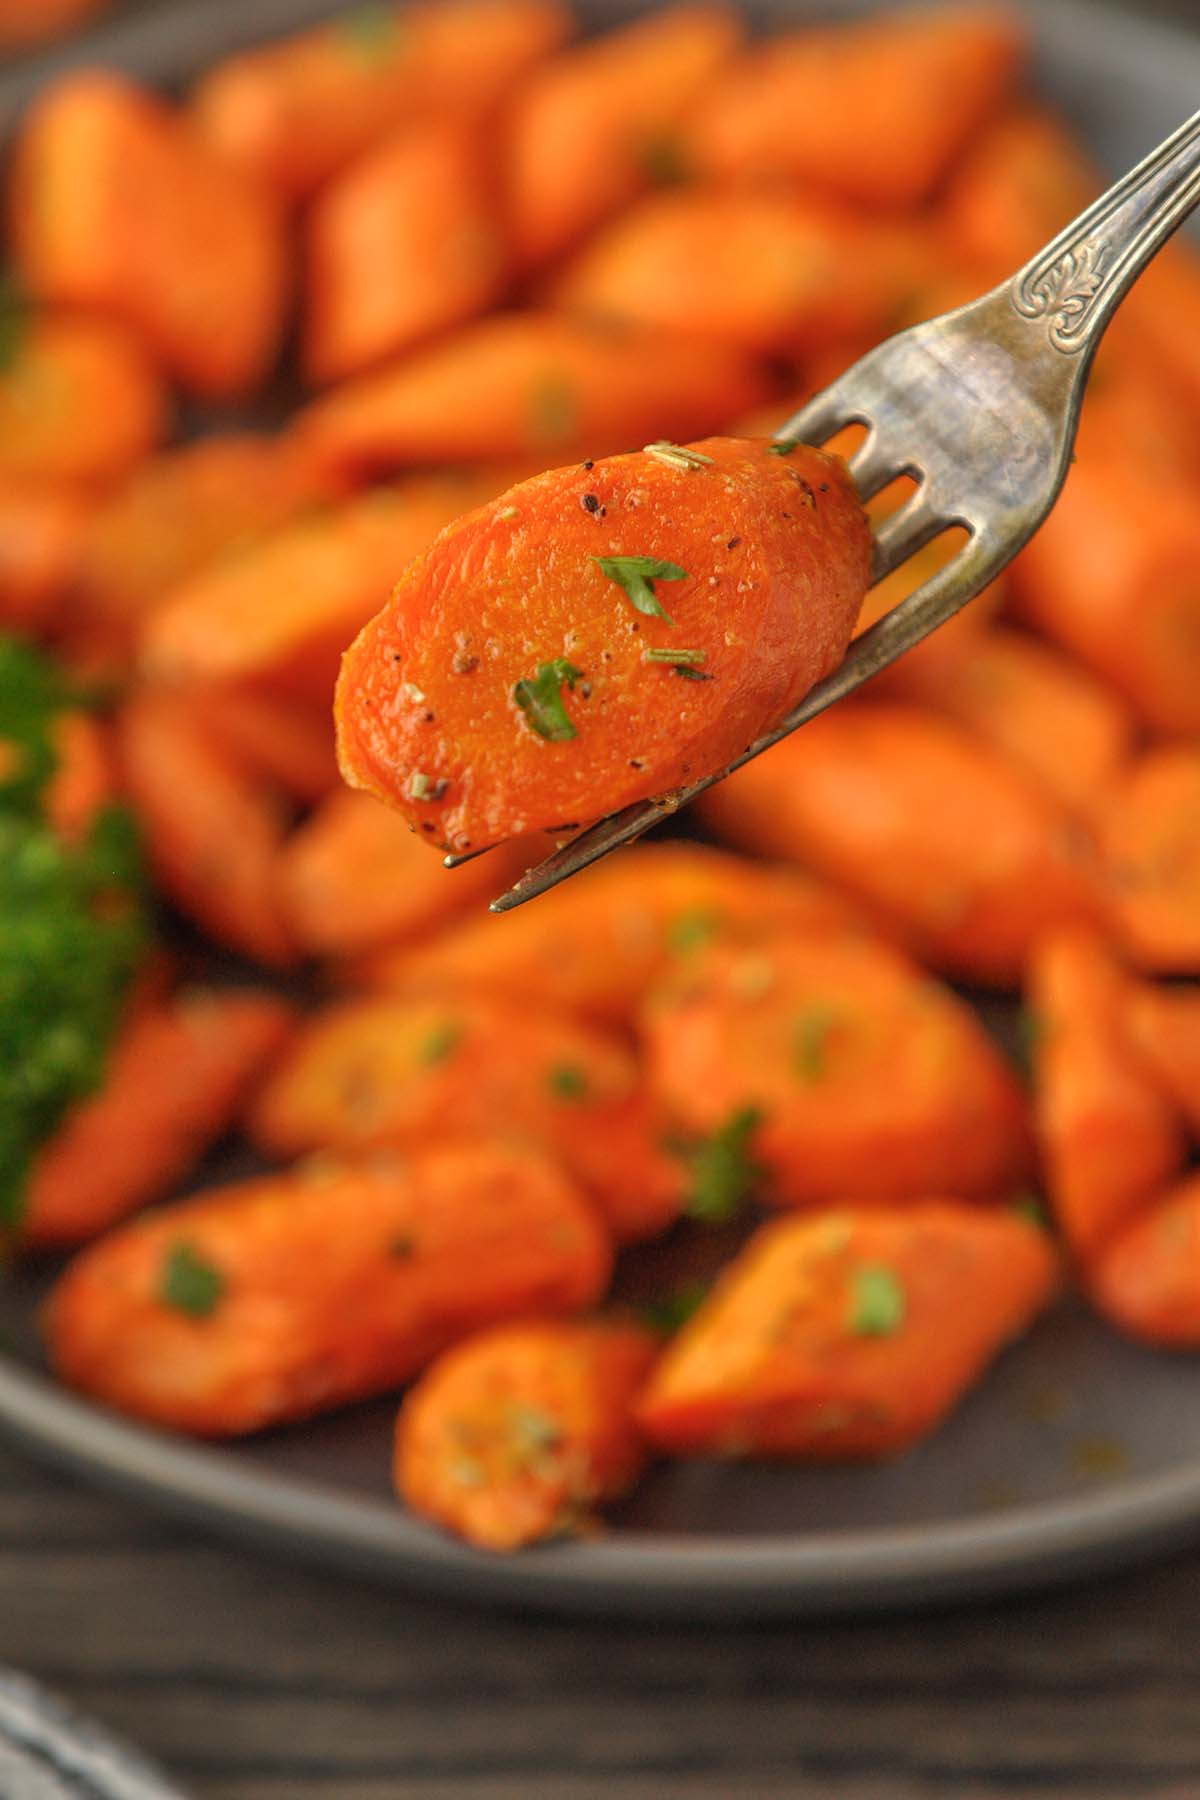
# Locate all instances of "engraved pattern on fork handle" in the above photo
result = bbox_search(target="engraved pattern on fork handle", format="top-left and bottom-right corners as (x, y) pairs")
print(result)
(1010, 108), (1200, 356)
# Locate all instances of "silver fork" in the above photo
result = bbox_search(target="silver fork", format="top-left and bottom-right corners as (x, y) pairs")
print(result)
(476, 107), (1200, 913)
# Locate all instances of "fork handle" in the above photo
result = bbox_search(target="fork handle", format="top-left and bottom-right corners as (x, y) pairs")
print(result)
(1011, 109), (1200, 356)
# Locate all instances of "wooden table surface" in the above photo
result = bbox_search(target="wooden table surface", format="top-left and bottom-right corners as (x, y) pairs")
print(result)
(3, 1435), (1200, 1800)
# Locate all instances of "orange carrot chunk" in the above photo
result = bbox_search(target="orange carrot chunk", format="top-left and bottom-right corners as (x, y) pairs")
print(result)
(397, 1320), (657, 1550)
(683, 5), (1022, 207)
(0, 0), (109, 50)
(45, 1143), (611, 1436)
(336, 437), (870, 855)
(1123, 982), (1200, 1139)
(0, 316), (165, 486)
(13, 73), (288, 398)
(290, 315), (768, 481)
(358, 840), (863, 1030)
(279, 789), (538, 959)
(118, 690), (297, 967)
(505, 4), (741, 267)
(42, 711), (115, 846)
(644, 937), (1031, 1208)
(698, 702), (1100, 987)
(250, 993), (683, 1243)
(23, 989), (294, 1250)
(1028, 928), (1186, 1261)
(0, 482), (89, 637)
(1089, 1175), (1200, 1348)
(638, 1203), (1057, 1459)
(304, 120), (508, 386)
(1098, 748), (1200, 974)
(192, 0), (570, 202)
(194, 688), (340, 807)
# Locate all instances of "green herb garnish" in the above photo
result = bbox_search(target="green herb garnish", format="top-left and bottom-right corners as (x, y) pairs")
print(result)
(160, 1244), (225, 1319)
(675, 1105), (765, 1225)
(643, 646), (706, 667)
(509, 1402), (563, 1467)
(1010, 1191), (1051, 1232)
(848, 1264), (906, 1337)
(418, 1020), (463, 1066)
(767, 438), (800, 457)
(593, 555), (687, 625)
(547, 1063), (589, 1102)
(667, 907), (723, 955)
(0, 635), (73, 818)
(793, 1005), (838, 1084)
(640, 1281), (710, 1336)
(513, 659), (583, 742)
(642, 442), (713, 472)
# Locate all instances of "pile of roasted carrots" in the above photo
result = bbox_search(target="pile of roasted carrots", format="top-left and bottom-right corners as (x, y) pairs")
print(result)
(2, 0), (1199, 1553)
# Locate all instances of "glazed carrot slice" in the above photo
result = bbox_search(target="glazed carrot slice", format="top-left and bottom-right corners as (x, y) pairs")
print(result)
(194, 688), (340, 806)
(1011, 456), (1200, 737)
(249, 992), (683, 1242)
(638, 1203), (1057, 1459)
(683, 5), (1022, 207)
(22, 989), (293, 1250)
(1123, 983), (1200, 1138)
(336, 437), (870, 855)
(192, 0), (569, 202)
(304, 120), (507, 386)
(941, 106), (1096, 277)
(1097, 748), (1200, 974)
(1089, 1175), (1200, 1348)
(45, 1143), (611, 1435)
(118, 689), (297, 967)
(76, 436), (317, 661)
(279, 789), (538, 958)
(12, 73), (288, 398)
(0, 0), (108, 49)
(552, 193), (930, 355)
(1028, 928), (1186, 1260)
(644, 937), (1031, 1208)
(358, 840), (863, 1031)
(505, 4), (741, 267)
(0, 316), (165, 486)
(142, 476), (509, 701)
(397, 1320), (657, 1550)
(0, 482), (89, 635)
(42, 712), (115, 846)
(291, 315), (768, 481)
(698, 702), (1100, 987)
(892, 626), (1135, 819)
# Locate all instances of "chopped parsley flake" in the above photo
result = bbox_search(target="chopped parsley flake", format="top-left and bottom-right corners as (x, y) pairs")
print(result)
(642, 441), (713, 472)
(593, 555), (687, 625)
(497, 505), (520, 521)
(674, 1105), (765, 1224)
(513, 659), (583, 742)
(793, 1005), (838, 1084)
(767, 438), (801, 456)
(547, 1063), (589, 1101)
(406, 770), (447, 803)
(848, 1264), (906, 1337)
(640, 1281), (710, 1335)
(160, 1243), (225, 1318)
(509, 1402), (563, 1466)
(418, 1020), (464, 1066)
(643, 646), (706, 667)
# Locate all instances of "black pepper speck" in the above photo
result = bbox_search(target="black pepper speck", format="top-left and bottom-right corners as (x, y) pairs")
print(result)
(581, 493), (601, 515)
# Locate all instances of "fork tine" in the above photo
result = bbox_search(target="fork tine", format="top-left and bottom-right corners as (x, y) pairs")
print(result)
(846, 429), (901, 502)
(774, 381), (861, 450)
(490, 533), (1000, 914)
(869, 492), (946, 583)
(443, 846), (490, 869)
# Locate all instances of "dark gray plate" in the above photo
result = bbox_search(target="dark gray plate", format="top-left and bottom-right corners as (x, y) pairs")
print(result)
(1, 0), (1199, 1619)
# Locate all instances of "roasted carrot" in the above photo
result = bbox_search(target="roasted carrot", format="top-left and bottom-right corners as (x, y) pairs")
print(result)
(358, 840), (862, 1030)
(12, 72), (288, 398)
(1089, 1175), (1200, 1348)
(0, 482), (88, 636)
(644, 937), (1031, 1208)
(304, 120), (507, 387)
(638, 1203), (1057, 1459)
(118, 689), (297, 967)
(1097, 748), (1200, 974)
(941, 106), (1096, 278)
(397, 1320), (657, 1549)
(1028, 928), (1186, 1260)
(552, 193), (931, 355)
(892, 626), (1136, 819)
(42, 711), (115, 846)
(142, 475), (522, 701)
(192, 0), (570, 202)
(336, 437), (871, 854)
(250, 993), (683, 1242)
(1010, 456), (1200, 738)
(0, 315), (165, 486)
(1123, 982), (1200, 1139)
(279, 789), (537, 958)
(0, 0), (108, 49)
(505, 4), (740, 267)
(683, 5), (1022, 207)
(23, 988), (293, 1250)
(698, 702), (1100, 987)
(290, 315), (768, 481)
(191, 687), (340, 807)
(45, 1143), (611, 1435)
(75, 436), (317, 661)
